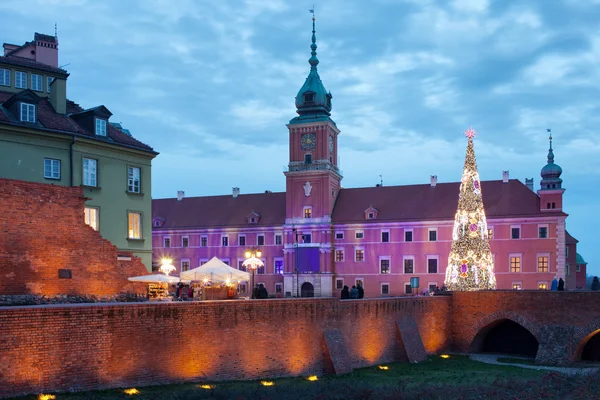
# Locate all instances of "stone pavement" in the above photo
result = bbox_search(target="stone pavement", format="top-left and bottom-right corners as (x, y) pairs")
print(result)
(469, 353), (599, 376)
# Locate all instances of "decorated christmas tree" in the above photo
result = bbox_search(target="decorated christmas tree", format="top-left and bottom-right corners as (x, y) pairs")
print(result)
(444, 127), (496, 291)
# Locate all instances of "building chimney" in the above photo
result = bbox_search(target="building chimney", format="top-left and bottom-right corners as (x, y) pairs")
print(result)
(177, 190), (185, 201)
(525, 178), (534, 191)
(49, 77), (66, 114)
(502, 170), (509, 183)
(232, 187), (240, 198)
(430, 175), (437, 187)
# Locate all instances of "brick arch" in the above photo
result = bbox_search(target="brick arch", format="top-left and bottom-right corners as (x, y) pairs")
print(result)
(572, 317), (600, 361)
(468, 311), (541, 353)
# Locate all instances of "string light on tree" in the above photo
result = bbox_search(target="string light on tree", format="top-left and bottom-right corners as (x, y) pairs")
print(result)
(444, 127), (496, 291)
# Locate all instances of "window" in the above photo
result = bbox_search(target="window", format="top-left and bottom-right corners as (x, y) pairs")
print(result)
(127, 212), (142, 239)
(405, 230), (413, 242)
(552, 202), (556, 209)
(163, 237), (171, 248)
(428, 229), (437, 242)
(127, 167), (141, 193)
(566, 264), (570, 276)
(0, 68), (9, 86)
(381, 230), (390, 243)
(238, 283), (247, 294)
(355, 279), (364, 289)
(83, 158), (97, 187)
(304, 93), (314, 103)
(47, 76), (54, 93)
(405, 284), (412, 295)
(31, 74), (42, 91)
(355, 249), (364, 262)
(381, 283), (390, 295)
(275, 283), (283, 294)
(84, 207), (99, 231)
(538, 226), (548, 239)
(154, 220), (160, 227)
(512, 282), (522, 290)
(537, 256), (549, 273)
(303, 206), (312, 218)
(43, 158), (60, 179)
(222, 259), (230, 266)
(257, 262), (265, 274)
(15, 71), (27, 88)
(380, 258), (390, 274)
(355, 231), (364, 239)
(222, 236), (229, 247)
(238, 235), (246, 246)
(181, 259), (190, 272)
(368, 212), (374, 219)
(302, 233), (312, 243)
(427, 258), (438, 274)
(20, 103), (35, 122)
(274, 259), (284, 275)
(95, 118), (107, 136)
(304, 154), (312, 164)
(428, 284), (437, 293)
(404, 258), (414, 274)
(336, 279), (344, 290)
(238, 260), (246, 272)
(201, 236), (208, 247)
(58, 269), (72, 279)
(200, 258), (208, 266)
(182, 237), (189, 248)
(335, 249), (344, 262)
(511, 227), (520, 239)
(275, 234), (282, 245)
(565, 246), (569, 258)
(335, 232), (344, 240)
(538, 282), (548, 290)
(576, 264), (581, 273)
(510, 256), (521, 273)
(257, 234), (265, 246)
(487, 228), (493, 239)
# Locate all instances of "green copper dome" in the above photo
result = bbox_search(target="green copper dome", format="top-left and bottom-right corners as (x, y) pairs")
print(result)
(576, 253), (587, 265)
(540, 134), (563, 190)
(290, 16), (333, 125)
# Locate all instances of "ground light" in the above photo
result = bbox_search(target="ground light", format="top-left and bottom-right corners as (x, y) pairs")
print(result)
(124, 388), (139, 395)
(378, 365), (389, 370)
(38, 396), (56, 400)
(199, 384), (216, 390)
(260, 381), (274, 386)
(441, 354), (451, 359)
(307, 375), (318, 381)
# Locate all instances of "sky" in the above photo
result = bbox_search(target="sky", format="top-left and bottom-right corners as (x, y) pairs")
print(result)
(1, 0), (598, 276)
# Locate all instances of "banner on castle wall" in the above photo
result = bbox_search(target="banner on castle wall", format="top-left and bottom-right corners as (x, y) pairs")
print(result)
(297, 247), (320, 273)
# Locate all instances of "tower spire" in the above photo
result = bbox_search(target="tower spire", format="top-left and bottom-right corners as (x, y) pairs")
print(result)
(547, 129), (554, 164)
(309, 7), (319, 70)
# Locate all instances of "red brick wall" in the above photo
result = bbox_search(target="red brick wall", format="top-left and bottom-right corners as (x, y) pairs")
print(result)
(0, 297), (452, 398)
(0, 178), (147, 296)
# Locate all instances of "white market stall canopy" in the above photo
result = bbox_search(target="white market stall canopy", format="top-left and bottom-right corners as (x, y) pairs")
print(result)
(128, 274), (180, 283)
(180, 257), (251, 283)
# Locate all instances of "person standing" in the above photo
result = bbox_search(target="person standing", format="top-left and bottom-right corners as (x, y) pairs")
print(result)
(350, 285), (359, 299)
(357, 283), (364, 299)
(341, 285), (350, 299)
(551, 277), (558, 291)
(558, 278), (565, 291)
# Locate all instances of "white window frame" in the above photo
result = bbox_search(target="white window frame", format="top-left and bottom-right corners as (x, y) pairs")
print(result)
(20, 102), (35, 122)
(275, 282), (283, 294)
(257, 234), (265, 246)
(403, 255), (415, 274)
(163, 236), (171, 248)
(199, 258), (209, 266)
(576, 264), (581, 273)
(182, 236), (189, 248)
(427, 282), (438, 293)
(0, 68), (10, 86)
(538, 224), (548, 239)
(43, 158), (60, 180)
(221, 234), (229, 247)
(538, 281), (548, 290)
(354, 247), (365, 262)
(303, 206), (312, 219)
(200, 235), (208, 247)
(512, 282), (523, 290)
(256, 258), (266, 274)
(274, 233), (282, 245)
(426, 255), (439, 274)
(404, 282), (413, 294)
(335, 231), (344, 240)
(47, 76), (54, 93)
(509, 253), (522, 273)
(15, 71), (27, 88)
(31, 73), (42, 91)
(381, 283), (390, 296)
(381, 229), (390, 243)
(237, 258), (246, 271)
(355, 230), (364, 239)
(83, 158), (97, 187)
(355, 278), (364, 289)
(84, 206), (99, 231)
(379, 255), (391, 274)
(127, 211), (142, 239)
(536, 253), (550, 273)
(95, 118), (107, 136)
(511, 225), (521, 240)
(428, 228), (438, 242)
(404, 229), (413, 242)
(221, 258), (231, 266)
(127, 166), (141, 193)
(335, 278), (344, 290)
(335, 248), (345, 262)
(181, 258), (191, 272)
(238, 234), (246, 247)
(274, 257), (284, 275)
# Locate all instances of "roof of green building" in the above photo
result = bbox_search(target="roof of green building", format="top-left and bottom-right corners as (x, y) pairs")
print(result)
(576, 253), (587, 265)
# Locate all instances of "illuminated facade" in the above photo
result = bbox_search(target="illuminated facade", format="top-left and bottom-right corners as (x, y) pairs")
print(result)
(152, 19), (584, 297)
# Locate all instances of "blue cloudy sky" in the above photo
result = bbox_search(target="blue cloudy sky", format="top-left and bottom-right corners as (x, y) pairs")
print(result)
(1, 0), (598, 275)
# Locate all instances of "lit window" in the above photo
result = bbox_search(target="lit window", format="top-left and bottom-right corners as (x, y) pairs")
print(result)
(128, 212), (142, 239)
(257, 235), (265, 246)
(537, 256), (549, 273)
(83, 158), (97, 187)
(182, 237), (189, 247)
(355, 249), (364, 262)
(381, 231), (389, 243)
(404, 259), (414, 274)
(275, 235), (282, 245)
(128, 166), (141, 193)
(487, 228), (493, 239)
(15, 71), (27, 88)
(20, 103), (35, 122)
(538, 282), (548, 290)
(181, 259), (190, 272)
(381, 284), (390, 295)
(429, 229), (437, 241)
(512, 283), (522, 290)
(47, 76), (54, 93)
(43, 158), (60, 179)
(84, 207), (99, 231)
(304, 207), (312, 218)
(355, 231), (364, 239)
(222, 236), (229, 246)
(335, 250), (344, 262)
(538, 226), (548, 239)
(510, 257), (521, 273)
(405, 230), (413, 242)
(275, 259), (284, 275)
(428, 258), (438, 274)
(0, 68), (10, 86)
(511, 227), (520, 239)
(31, 74), (42, 91)
(257, 264), (265, 274)
(95, 118), (107, 136)
(163, 237), (171, 248)
(380, 259), (390, 274)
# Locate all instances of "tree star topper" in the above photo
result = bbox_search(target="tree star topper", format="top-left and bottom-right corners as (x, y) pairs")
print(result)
(465, 127), (477, 139)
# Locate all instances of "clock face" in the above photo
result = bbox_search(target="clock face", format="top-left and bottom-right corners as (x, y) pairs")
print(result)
(301, 133), (317, 150)
(329, 136), (334, 153)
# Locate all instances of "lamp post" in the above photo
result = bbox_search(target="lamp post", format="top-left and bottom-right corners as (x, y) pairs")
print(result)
(243, 248), (263, 299)
(292, 228), (300, 297)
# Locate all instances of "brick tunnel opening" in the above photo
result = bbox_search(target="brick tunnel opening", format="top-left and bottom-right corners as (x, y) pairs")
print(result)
(581, 331), (600, 362)
(476, 319), (539, 357)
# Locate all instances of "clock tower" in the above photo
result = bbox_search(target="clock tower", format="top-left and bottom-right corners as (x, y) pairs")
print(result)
(283, 14), (340, 297)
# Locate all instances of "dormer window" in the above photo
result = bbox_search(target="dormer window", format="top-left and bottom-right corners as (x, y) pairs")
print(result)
(247, 211), (260, 224)
(20, 103), (35, 123)
(95, 118), (107, 136)
(364, 205), (379, 220)
(304, 93), (314, 103)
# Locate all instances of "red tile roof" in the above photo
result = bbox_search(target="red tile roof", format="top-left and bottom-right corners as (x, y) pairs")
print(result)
(0, 90), (155, 153)
(566, 231), (578, 244)
(0, 56), (68, 76)
(152, 179), (563, 229)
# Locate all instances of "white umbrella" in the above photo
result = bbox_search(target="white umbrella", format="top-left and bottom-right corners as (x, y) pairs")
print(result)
(128, 274), (180, 283)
